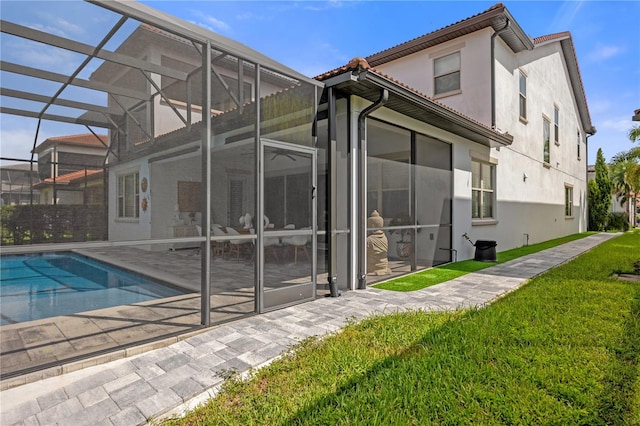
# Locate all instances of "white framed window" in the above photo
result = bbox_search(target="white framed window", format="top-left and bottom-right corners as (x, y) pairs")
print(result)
(554, 106), (560, 145)
(543, 116), (551, 165)
(519, 71), (527, 121)
(118, 171), (139, 219)
(472, 160), (495, 219)
(577, 129), (581, 159)
(564, 185), (573, 217)
(434, 51), (461, 96)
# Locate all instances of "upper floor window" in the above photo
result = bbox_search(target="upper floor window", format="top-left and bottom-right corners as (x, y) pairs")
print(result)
(577, 130), (581, 159)
(434, 52), (460, 96)
(554, 106), (560, 145)
(519, 71), (527, 120)
(472, 160), (495, 220)
(543, 116), (551, 165)
(118, 171), (139, 219)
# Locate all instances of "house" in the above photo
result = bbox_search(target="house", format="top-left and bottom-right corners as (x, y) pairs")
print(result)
(33, 168), (104, 205)
(0, 163), (40, 206)
(0, 1), (594, 319)
(32, 134), (108, 180)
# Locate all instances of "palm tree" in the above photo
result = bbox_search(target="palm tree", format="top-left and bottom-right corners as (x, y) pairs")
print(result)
(629, 124), (640, 143)
(610, 159), (640, 227)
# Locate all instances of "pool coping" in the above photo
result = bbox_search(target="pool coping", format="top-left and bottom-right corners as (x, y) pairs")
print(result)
(0, 322), (213, 391)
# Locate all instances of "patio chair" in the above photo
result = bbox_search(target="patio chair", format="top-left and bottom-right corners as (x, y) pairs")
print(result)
(226, 227), (252, 261)
(282, 227), (310, 264)
(211, 224), (229, 258)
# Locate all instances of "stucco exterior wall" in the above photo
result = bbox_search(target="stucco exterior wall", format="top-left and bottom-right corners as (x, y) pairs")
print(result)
(375, 28), (493, 125)
(373, 28), (589, 253)
(491, 37), (588, 246)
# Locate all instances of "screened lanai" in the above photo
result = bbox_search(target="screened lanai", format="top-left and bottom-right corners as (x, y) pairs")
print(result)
(0, 0), (326, 380)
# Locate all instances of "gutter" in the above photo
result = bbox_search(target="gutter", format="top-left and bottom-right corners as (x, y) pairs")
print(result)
(491, 19), (510, 130)
(357, 88), (388, 290)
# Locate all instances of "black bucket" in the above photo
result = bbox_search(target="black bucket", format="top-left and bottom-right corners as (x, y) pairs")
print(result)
(474, 240), (497, 262)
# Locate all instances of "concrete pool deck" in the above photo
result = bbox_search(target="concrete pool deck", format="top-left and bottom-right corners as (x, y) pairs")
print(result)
(0, 233), (618, 425)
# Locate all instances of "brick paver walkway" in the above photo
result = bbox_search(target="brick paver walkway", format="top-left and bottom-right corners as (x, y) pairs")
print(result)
(0, 233), (617, 425)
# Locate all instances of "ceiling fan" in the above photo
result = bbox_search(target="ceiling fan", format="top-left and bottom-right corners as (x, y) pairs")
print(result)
(269, 148), (298, 161)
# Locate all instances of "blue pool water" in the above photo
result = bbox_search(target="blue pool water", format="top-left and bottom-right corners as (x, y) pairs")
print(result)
(0, 252), (185, 325)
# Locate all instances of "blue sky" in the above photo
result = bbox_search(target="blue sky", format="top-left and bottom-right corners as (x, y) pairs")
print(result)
(142, 0), (639, 163)
(1, 1), (638, 164)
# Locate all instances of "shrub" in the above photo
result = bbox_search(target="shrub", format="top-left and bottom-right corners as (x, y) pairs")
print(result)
(606, 211), (629, 232)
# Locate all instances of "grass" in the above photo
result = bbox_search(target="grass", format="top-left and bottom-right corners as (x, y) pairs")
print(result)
(375, 231), (597, 292)
(164, 230), (640, 425)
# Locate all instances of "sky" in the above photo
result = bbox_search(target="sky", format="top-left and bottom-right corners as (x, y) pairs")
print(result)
(1, 0), (638, 165)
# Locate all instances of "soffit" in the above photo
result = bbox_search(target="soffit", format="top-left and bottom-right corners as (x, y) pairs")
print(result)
(326, 70), (512, 148)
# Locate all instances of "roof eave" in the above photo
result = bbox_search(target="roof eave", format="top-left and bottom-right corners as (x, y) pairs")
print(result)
(366, 5), (533, 67)
(558, 38), (595, 134)
(325, 69), (513, 148)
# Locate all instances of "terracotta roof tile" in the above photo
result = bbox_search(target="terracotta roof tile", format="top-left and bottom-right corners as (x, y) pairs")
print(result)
(41, 169), (102, 184)
(364, 3), (507, 67)
(533, 31), (571, 44)
(316, 57), (503, 136)
(39, 134), (108, 149)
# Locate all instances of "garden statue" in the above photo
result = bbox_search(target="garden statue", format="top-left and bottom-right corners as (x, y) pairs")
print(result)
(366, 210), (391, 275)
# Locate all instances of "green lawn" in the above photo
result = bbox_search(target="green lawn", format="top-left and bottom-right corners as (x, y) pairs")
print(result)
(375, 231), (597, 292)
(163, 231), (640, 425)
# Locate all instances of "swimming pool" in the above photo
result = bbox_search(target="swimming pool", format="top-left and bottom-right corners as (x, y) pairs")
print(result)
(0, 252), (185, 325)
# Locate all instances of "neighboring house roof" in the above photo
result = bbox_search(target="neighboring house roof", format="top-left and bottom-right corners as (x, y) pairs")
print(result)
(89, 1), (320, 87)
(633, 108), (640, 122)
(317, 57), (513, 148)
(33, 169), (103, 188)
(33, 134), (108, 154)
(358, 2), (595, 135)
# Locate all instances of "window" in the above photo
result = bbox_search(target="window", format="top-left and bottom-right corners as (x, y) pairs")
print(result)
(554, 106), (560, 145)
(565, 185), (573, 217)
(434, 52), (460, 95)
(118, 172), (139, 218)
(519, 71), (527, 120)
(472, 160), (495, 219)
(577, 130), (581, 159)
(543, 117), (551, 164)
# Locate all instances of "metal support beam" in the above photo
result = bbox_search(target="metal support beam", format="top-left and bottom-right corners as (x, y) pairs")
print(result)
(0, 107), (113, 128)
(0, 61), (148, 101)
(327, 87), (340, 297)
(0, 20), (188, 80)
(1, 88), (118, 116)
(200, 42), (212, 326)
(38, 16), (129, 120)
(140, 70), (188, 127)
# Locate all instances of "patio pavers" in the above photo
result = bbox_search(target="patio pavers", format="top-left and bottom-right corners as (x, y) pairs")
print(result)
(0, 233), (618, 425)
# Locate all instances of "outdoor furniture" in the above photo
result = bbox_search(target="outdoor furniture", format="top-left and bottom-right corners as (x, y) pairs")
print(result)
(226, 227), (252, 261)
(211, 224), (229, 258)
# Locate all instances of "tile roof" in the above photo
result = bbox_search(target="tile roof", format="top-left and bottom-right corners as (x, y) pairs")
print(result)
(532, 31), (571, 44)
(365, 3), (506, 66)
(44, 133), (108, 147)
(316, 57), (501, 136)
(38, 169), (103, 186)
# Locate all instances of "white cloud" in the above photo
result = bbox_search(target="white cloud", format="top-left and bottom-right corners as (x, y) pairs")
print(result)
(600, 116), (634, 133)
(0, 128), (43, 162)
(188, 10), (231, 33)
(588, 43), (624, 62)
(550, 1), (584, 30)
(31, 11), (84, 38)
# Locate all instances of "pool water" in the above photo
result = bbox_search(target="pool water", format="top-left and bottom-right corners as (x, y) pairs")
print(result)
(0, 252), (185, 325)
